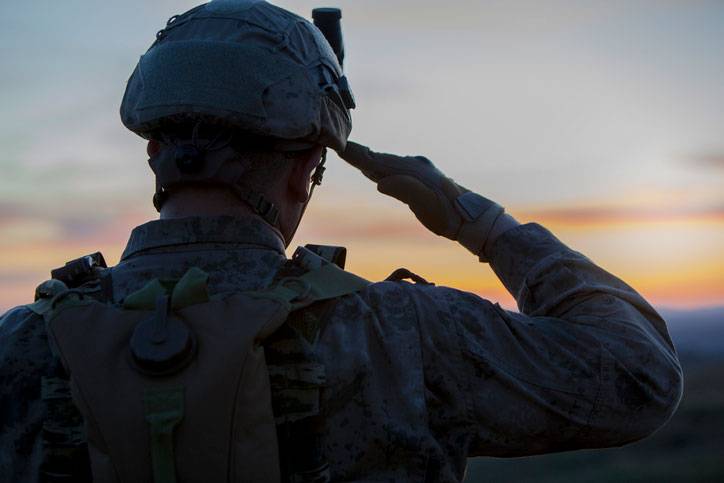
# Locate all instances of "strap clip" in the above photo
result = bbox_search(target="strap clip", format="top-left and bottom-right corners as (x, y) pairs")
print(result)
(255, 196), (280, 226)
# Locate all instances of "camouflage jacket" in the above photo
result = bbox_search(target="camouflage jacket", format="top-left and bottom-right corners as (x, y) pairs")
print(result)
(0, 215), (683, 482)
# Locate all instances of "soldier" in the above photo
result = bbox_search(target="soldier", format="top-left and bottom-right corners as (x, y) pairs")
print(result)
(0, 1), (682, 482)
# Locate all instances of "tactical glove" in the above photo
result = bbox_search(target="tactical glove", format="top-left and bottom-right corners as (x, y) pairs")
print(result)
(340, 141), (518, 261)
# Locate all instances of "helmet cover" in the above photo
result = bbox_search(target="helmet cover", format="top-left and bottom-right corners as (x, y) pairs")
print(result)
(120, 0), (352, 151)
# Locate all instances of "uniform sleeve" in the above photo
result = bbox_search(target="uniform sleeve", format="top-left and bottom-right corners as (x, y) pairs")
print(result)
(0, 306), (55, 481)
(408, 223), (683, 457)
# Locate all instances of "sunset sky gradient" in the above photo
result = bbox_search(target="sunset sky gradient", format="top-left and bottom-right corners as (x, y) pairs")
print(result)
(1, 0), (723, 312)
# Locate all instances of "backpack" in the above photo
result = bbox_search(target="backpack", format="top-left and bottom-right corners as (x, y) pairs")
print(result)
(34, 245), (370, 483)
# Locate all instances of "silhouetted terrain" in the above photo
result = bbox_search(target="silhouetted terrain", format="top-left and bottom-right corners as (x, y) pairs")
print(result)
(465, 307), (724, 482)
(664, 307), (724, 360)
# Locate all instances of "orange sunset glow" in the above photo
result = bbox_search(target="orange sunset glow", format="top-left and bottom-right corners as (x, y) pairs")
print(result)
(1, 0), (723, 314)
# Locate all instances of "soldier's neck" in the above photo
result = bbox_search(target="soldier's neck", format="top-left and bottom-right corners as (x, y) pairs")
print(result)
(160, 186), (257, 220)
(160, 185), (295, 246)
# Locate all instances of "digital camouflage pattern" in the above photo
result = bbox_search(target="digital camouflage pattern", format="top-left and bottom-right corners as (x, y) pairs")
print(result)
(0, 215), (683, 482)
(121, 0), (353, 152)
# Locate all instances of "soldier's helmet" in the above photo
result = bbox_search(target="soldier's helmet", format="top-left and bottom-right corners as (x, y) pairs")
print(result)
(120, 0), (352, 152)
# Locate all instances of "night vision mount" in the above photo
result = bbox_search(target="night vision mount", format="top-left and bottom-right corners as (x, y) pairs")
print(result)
(313, 7), (356, 110)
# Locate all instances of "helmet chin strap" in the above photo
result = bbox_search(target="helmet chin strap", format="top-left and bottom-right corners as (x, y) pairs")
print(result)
(283, 148), (327, 248)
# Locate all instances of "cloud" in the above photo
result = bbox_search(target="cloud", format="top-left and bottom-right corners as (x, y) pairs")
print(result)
(692, 154), (724, 169)
(0, 201), (40, 224)
(522, 204), (724, 225)
(298, 196), (724, 243)
(304, 217), (426, 240)
(0, 271), (44, 284)
(0, 196), (150, 250)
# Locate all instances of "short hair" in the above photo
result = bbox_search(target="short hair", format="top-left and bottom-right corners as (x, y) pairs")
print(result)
(153, 121), (313, 192)
(236, 149), (292, 189)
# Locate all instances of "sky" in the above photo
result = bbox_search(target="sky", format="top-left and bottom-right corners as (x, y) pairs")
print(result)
(1, 0), (723, 312)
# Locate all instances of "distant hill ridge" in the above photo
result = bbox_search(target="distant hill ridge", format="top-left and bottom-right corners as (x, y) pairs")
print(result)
(661, 306), (724, 357)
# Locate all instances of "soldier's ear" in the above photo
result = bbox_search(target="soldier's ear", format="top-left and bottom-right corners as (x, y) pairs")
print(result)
(288, 146), (324, 203)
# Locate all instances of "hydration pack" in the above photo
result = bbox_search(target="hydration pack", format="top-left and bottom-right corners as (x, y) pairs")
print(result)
(36, 245), (369, 483)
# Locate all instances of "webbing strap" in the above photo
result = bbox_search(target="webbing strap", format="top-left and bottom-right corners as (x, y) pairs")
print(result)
(144, 387), (184, 483)
(258, 262), (370, 311)
(231, 185), (280, 226)
(40, 376), (91, 482)
(123, 267), (210, 311)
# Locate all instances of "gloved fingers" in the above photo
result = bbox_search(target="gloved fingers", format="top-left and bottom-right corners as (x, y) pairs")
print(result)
(341, 141), (466, 238)
(339, 141), (393, 182)
(377, 175), (460, 238)
(341, 141), (441, 183)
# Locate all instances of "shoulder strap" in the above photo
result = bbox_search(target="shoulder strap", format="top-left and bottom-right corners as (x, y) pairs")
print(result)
(34, 259), (112, 482)
(252, 246), (370, 313)
(28, 279), (69, 316)
(29, 251), (113, 318)
(28, 277), (94, 482)
(40, 372), (92, 482)
(263, 246), (369, 483)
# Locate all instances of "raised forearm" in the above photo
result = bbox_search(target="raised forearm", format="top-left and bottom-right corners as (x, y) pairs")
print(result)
(340, 141), (683, 453)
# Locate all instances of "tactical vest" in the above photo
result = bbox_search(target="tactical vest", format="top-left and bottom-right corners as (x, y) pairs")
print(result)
(33, 245), (370, 483)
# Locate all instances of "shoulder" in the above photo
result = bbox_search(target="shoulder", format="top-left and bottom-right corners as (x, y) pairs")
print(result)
(0, 277), (69, 352)
(0, 304), (54, 407)
(0, 275), (70, 341)
(0, 305), (53, 477)
(327, 277), (499, 336)
(0, 303), (54, 379)
(355, 278), (498, 319)
(0, 304), (45, 344)
(0, 278), (62, 391)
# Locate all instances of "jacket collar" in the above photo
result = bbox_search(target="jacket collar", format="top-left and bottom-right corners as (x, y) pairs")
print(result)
(121, 215), (286, 261)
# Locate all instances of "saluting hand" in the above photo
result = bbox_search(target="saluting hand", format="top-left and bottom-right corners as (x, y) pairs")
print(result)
(339, 141), (469, 240)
